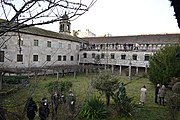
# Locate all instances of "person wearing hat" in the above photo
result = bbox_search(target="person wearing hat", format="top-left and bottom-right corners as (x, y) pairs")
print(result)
(155, 84), (160, 104)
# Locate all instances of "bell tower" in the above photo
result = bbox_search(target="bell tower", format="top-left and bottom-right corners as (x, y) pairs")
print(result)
(59, 12), (71, 35)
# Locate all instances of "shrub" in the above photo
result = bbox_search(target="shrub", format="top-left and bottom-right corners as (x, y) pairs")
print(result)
(4, 76), (28, 84)
(169, 77), (180, 89)
(47, 80), (72, 94)
(167, 93), (180, 120)
(79, 96), (108, 120)
(172, 82), (180, 94)
(149, 45), (180, 85)
(91, 69), (119, 106)
(112, 91), (136, 117)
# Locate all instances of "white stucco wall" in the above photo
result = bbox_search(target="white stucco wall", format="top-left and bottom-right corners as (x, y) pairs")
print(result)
(0, 32), (80, 68)
(79, 50), (153, 67)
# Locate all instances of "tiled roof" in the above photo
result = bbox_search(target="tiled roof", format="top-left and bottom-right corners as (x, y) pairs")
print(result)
(83, 34), (180, 44)
(0, 18), (83, 43)
(20, 26), (82, 42)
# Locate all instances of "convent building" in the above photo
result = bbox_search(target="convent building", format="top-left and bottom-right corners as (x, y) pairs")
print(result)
(0, 15), (180, 76)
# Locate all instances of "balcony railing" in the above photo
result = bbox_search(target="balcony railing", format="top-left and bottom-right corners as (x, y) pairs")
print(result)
(80, 43), (165, 52)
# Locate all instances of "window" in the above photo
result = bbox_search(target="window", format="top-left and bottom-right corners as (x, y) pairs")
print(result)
(92, 53), (95, 58)
(132, 54), (137, 60)
(68, 44), (71, 49)
(33, 55), (38, 61)
(59, 43), (62, 48)
(101, 53), (105, 59)
(76, 45), (79, 50)
(70, 56), (74, 61)
(34, 40), (39, 46)
(47, 41), (51, 47)
(67, 24), (70, 31)
(60, 24), (64, 31)
(121, 54), (126, 60)
(144, 54), (150, 61)
(83, 53), (87, 58)
(63, 55), (66, 61)
(47, 55), (51, 61)
(110, 53), (115, 59)
(77, 54), (79, 61)
(58, 55), (62, 61)
(0, 51), (4, 62)
(17, 54), (23, 62)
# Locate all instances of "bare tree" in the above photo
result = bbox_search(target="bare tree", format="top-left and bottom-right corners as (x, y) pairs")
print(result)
(0, 1), (97, 118)
(0, 0), (97, 89)
(0, 0), (97, 36)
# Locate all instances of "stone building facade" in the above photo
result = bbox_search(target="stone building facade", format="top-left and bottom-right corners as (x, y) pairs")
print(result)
(0, 17), (180, 76)
(79, 34), (180, 76)
(0, 17), (83, 73)
(0, 30), (81, 68)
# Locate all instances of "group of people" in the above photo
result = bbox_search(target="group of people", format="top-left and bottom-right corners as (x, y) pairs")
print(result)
(26, 90), (76, 120)
(155, 84), (166, 105)
(27, 97), (50, 120)
(139, 84), (166, 106)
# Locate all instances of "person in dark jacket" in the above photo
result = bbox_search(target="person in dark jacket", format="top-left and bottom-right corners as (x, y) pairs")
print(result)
(26, 97), (37, 120)
(51, 91), (61, 120)
(39, 98), (50, 120)
(155, 84), (160, 104)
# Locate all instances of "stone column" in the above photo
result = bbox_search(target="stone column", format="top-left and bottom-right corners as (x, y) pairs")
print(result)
(57, 72), (59, 80)
(119, 65), (122, 75)
(111, 65), (114, 74)
(128, 64), (132, 80)
(0, 72), (2, 90)
(145, 66), (148, 73)
(136, 67), (139, 75)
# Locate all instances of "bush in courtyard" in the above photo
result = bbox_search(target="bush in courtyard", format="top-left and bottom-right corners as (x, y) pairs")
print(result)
(112, 90), (136, 117)
(91, 69), (119, 106)
(167, 82), (180, 120)
(79, 95), (108, 120)
(4, 76), (28, 84)
(47, 80), (72, 94)
(172, 82), (180, 94)
(168, 77), (180, 89)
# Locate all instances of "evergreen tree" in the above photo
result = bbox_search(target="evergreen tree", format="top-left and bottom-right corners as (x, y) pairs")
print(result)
(149, 45), (180, 85)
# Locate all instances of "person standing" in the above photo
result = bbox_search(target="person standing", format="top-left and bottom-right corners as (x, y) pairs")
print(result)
(67, 90), (76, 115)
(39, 98), (50, 120)
(139, 85), (147, 106)
(26, 97), (37, 120)
(119, 82), (126, 97)
(51, 91), (61, 120)
(155, 84), (160, 104)
(159, 85), (166, 106)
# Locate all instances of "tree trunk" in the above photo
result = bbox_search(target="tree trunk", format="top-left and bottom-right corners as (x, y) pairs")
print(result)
(0, 72), (2, 90)
(106, 93), (110, 106)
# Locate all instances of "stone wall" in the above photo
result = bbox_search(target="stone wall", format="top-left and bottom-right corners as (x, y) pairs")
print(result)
(0, 32), (80, 69)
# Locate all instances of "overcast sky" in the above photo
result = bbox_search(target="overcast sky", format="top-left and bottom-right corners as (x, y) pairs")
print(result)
(37, 0), (180, 36)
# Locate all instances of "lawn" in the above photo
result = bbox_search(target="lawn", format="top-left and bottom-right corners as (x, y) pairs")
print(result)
(1, 73), (171, 120)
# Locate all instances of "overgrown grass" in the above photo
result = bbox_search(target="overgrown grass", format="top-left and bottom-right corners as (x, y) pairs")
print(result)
(1, 74), (171, 120)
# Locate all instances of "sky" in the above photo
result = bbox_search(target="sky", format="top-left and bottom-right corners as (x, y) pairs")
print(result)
(68, 0), (180, 36)
(2, 0), (179, 36)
